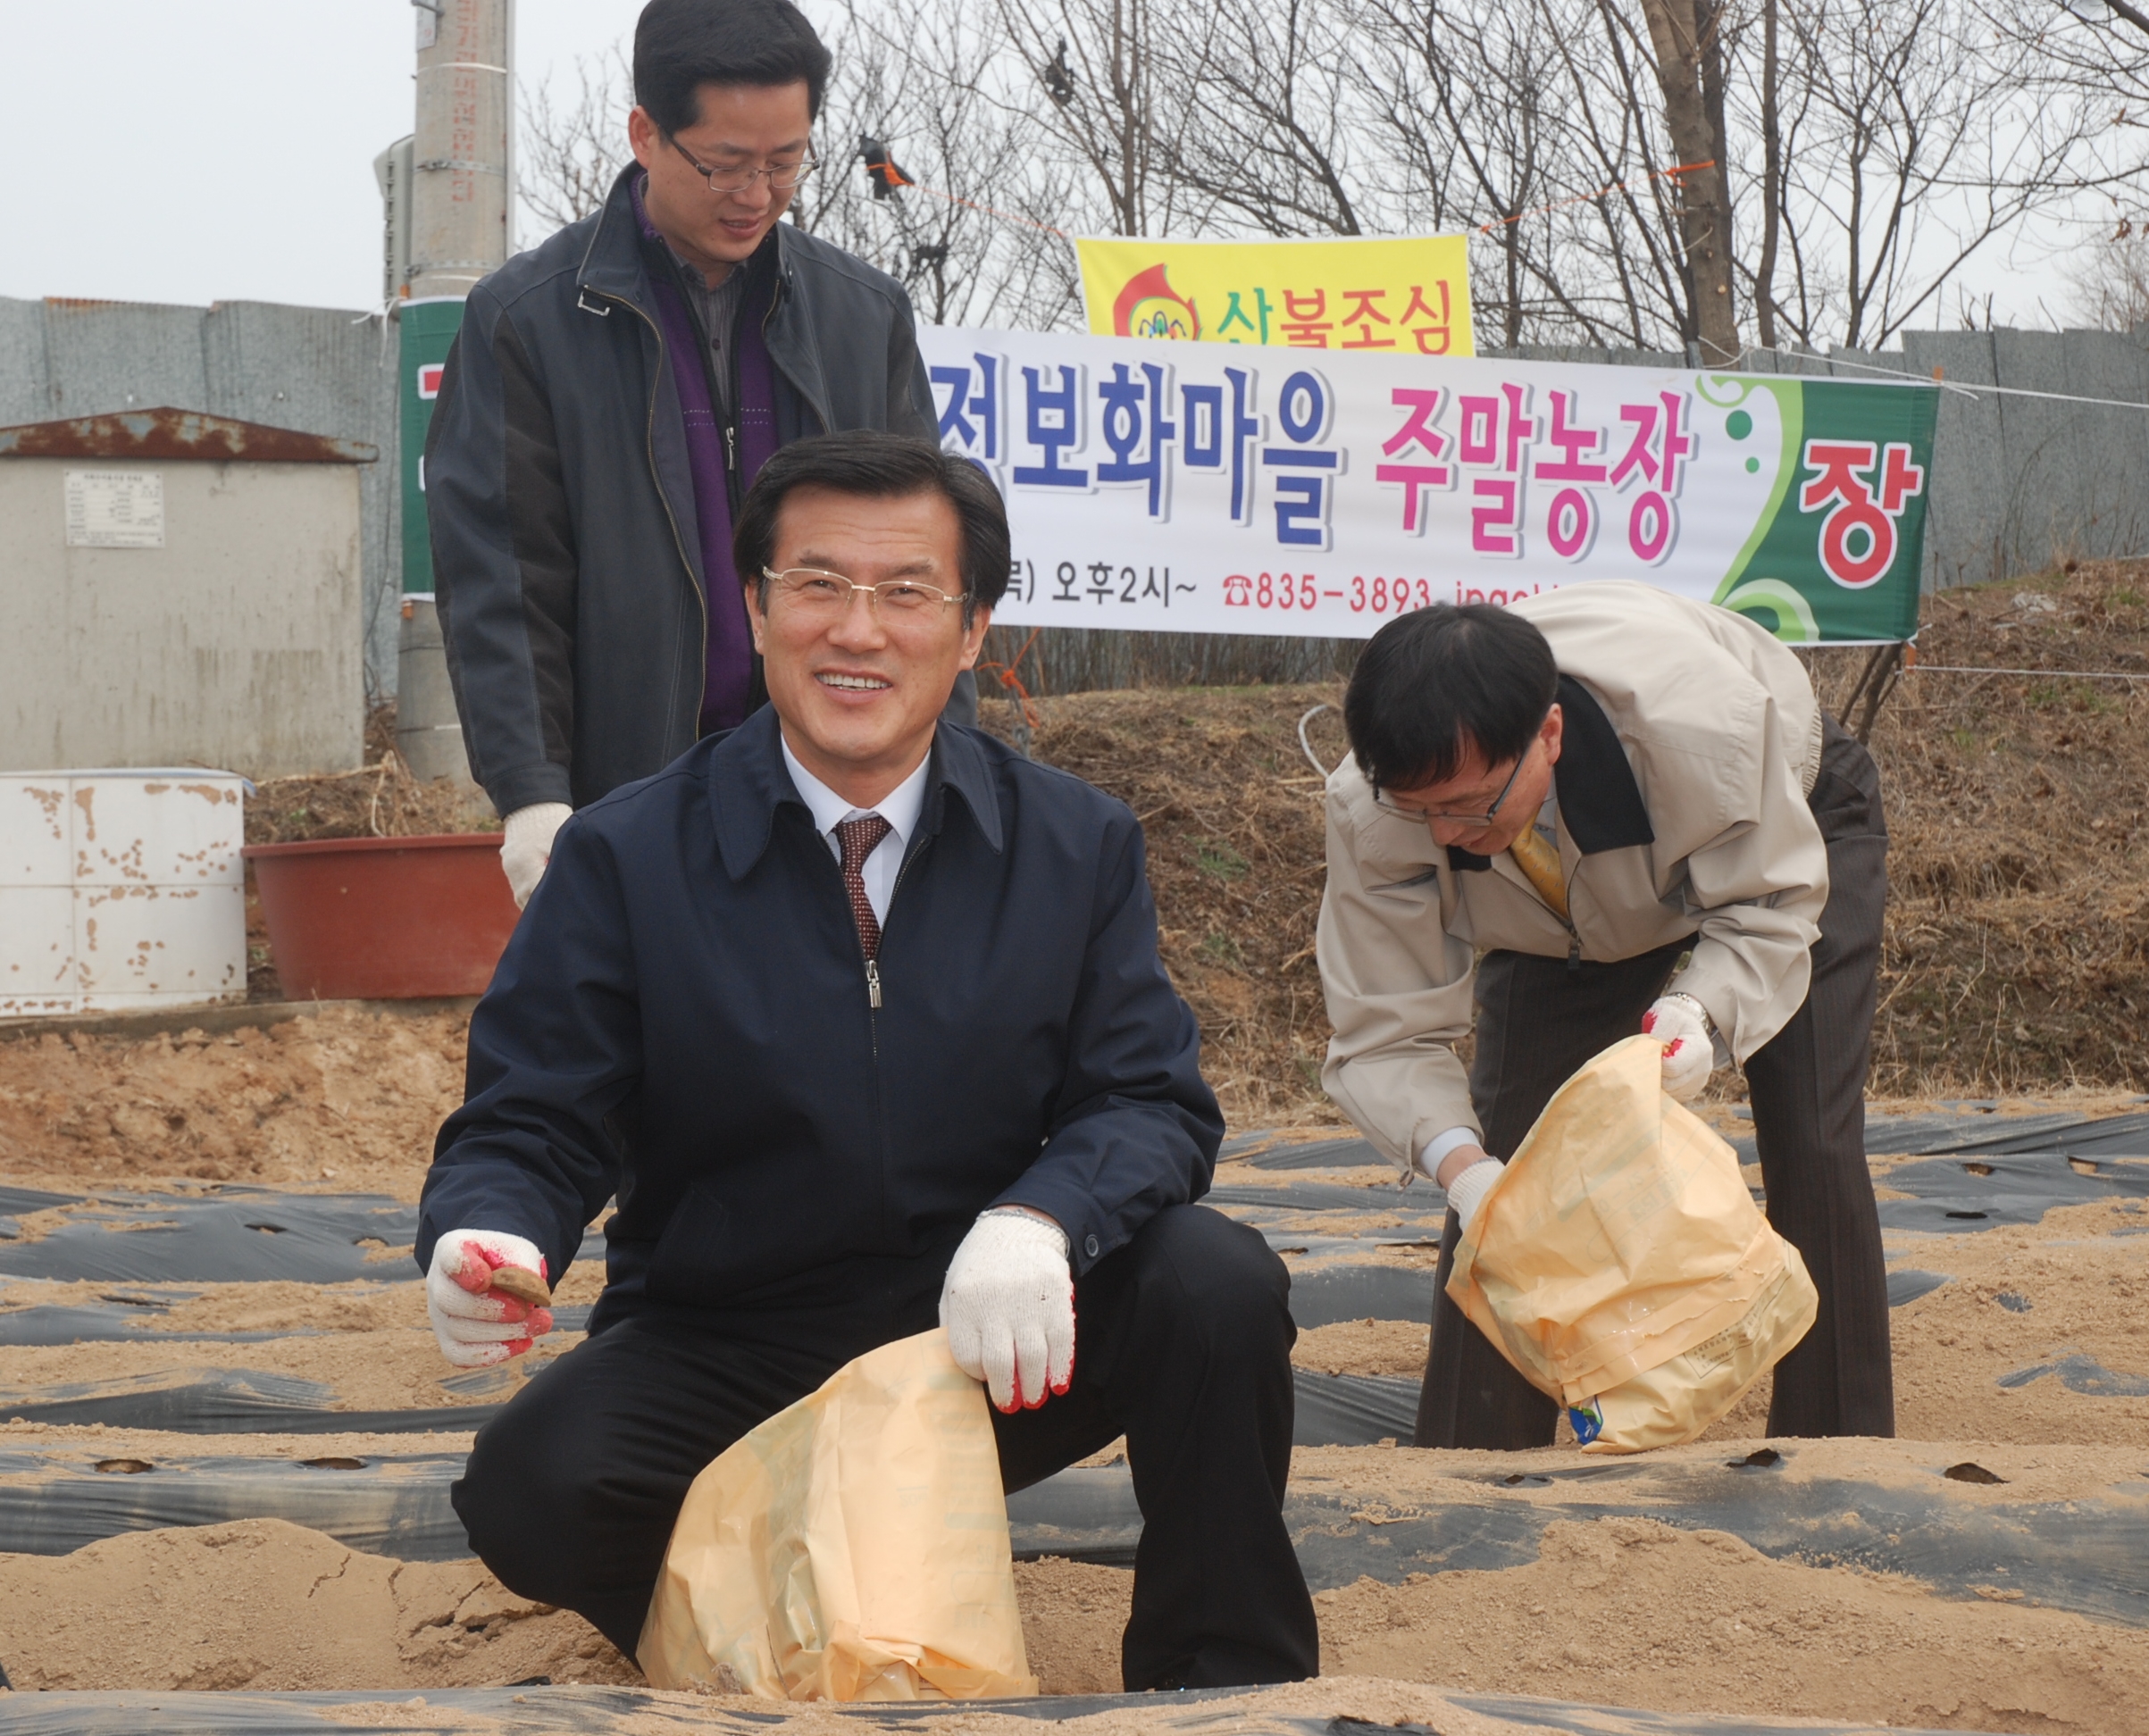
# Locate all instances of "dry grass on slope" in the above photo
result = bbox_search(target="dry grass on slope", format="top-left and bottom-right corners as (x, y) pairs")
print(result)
(1846, 560), (2149, 1094)
(985, 558), (2149, 1123)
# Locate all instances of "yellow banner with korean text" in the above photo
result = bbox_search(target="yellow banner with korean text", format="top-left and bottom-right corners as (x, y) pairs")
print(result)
(1074, 234), (1476, 357)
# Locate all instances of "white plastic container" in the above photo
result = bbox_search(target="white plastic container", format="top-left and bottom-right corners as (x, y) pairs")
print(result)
(0, 770), (247, 1016)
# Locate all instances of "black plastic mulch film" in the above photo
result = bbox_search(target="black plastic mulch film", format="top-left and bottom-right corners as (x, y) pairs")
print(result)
(3, 1109), (2148, 1438)
(0, 1105), (2145, 1671)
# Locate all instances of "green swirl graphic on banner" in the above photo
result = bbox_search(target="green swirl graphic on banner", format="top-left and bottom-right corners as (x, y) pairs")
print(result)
(1710, 374), (1935, 645)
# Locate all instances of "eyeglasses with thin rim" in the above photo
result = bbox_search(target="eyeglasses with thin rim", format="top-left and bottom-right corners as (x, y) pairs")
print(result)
(668, 136), (818, 193)
(762, 565), (965, 618)
(1372, 742), (1533, 830)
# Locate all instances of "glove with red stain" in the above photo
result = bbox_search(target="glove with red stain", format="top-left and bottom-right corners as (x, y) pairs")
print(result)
(1643, 996), (1716, 1103)
(939, 1208), (1075, 1412)
(426, 1228), (556, 1368)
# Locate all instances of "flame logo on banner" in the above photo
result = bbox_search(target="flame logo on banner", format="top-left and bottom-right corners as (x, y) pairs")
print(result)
(1111, 263), (1200, 341)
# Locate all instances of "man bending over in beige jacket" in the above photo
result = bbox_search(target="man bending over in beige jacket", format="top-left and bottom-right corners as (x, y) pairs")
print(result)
(1317, 581), (1892, 1446)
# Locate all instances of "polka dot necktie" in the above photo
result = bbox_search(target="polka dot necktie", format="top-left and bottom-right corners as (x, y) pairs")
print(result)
(835, 814), (893, 958)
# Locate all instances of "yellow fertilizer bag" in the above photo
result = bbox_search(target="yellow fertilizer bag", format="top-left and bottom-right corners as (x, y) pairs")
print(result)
(638, 1329), (1038, 1700)
(1447, 1034), (1819, 1453)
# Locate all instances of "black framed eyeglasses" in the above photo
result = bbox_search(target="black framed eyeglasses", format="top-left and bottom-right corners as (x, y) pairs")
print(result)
(668, 137), (818, 193)
(1372, 742), (1533, 830)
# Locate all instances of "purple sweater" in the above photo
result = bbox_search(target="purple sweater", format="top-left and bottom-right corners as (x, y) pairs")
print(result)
(631, 178), (782, 735)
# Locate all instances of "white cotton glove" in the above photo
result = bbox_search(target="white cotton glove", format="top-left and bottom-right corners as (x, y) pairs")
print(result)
(1643, 995), (1715, 1102)
(1444, 1157), (1506, 1237)
(500, 803), (573, 909)
(426, 1228), (556, 1368)
(940, 1208), (1076, 1413)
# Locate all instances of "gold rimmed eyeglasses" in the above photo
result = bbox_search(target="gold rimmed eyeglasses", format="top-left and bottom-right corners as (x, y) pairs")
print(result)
(762, 566), (965, 616)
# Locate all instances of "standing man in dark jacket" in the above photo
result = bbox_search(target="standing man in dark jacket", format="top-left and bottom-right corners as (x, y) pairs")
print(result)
(424, 0), (973, 907)
(417, 433), (1319, 1690)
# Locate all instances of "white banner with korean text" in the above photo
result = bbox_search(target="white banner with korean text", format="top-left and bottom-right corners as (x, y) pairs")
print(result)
(918, 326), (1936, 645)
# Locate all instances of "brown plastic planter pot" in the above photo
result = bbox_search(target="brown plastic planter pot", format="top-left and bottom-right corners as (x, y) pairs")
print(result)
(243, 835), (520, 1000)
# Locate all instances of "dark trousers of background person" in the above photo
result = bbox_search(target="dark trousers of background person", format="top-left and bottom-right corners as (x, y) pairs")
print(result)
(1414, 715), (1895, 1448)
(455, 1204), (1319, 1691)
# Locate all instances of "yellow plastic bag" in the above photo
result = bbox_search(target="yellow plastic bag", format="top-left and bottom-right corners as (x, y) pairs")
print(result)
(637, 1329), (1038, 1700)
(1447, 1034), (1819, 1453)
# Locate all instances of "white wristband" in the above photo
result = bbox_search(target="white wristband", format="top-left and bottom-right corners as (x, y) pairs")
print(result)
(1415, 1125), (1484, 1181)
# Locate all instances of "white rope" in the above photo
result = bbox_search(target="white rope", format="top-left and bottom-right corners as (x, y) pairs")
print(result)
(1733, 345), (2149, 414)
(1910, 664), (2149, 681)
(1298, 704), (1336, 778)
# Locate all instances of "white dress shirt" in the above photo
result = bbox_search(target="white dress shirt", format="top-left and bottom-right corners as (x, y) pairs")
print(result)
(780, 739), (931, 927)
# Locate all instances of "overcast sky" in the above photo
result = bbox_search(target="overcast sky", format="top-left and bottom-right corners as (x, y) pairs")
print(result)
(0, 0), (2096, 332)
(0, 0), (647, 312)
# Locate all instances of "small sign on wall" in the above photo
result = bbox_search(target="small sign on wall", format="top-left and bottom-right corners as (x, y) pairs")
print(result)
(64, 470), (165, 549)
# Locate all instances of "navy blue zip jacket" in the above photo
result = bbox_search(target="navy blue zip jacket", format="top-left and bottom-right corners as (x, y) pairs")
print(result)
(416, 708), (1222, 1335)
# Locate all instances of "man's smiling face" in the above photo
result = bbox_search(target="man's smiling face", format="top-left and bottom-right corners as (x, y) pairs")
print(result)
(748, 485), (991, 805)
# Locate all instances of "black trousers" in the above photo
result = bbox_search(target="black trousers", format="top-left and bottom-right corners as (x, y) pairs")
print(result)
(1414, 716), (1895, 1448)
(454, 1203), (1319, 1690)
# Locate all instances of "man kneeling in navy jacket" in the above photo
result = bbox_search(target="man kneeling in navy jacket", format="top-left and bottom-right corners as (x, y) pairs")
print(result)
(414, 430), (1319, 1690)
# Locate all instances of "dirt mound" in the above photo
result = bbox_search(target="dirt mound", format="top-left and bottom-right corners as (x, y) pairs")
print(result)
(1317, 1513), (2149, 1732)
(1011, 1558), (1133, 1695)
(0, 1006), (468, 1193)
(1024, 1500), (2149, 1731)
(0, 1518), (637, 1691)
(1, 1440), (2142, 1721)
(26, 1516), (2144, 1725)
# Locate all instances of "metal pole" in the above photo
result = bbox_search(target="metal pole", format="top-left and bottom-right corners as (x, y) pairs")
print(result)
(397, 0), (514, 789)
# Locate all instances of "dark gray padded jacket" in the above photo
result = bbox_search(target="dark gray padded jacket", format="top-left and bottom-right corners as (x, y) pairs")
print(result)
(424, 165), (935, 816)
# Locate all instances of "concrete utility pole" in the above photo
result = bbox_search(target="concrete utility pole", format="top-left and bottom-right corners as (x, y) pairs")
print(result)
(396, 0), (514, 788)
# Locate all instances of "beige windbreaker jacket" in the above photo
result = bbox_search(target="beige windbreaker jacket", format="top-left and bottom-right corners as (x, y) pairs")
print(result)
(1317, 581), (1830, 1173)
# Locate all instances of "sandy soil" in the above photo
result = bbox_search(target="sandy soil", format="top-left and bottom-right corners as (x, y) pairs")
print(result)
(1016, 1526), (2149, 1734)
(0, 1518), (639, 1691)
(1292, 1316), (1430, 1377)
(1700, 1194), (2149, 1448)
(5, 992), (2149, 1730)
(0, 1007), (469, 1196)
(0, 1523), (1108, 1700)
(0, 1328), (584, 1414)
(4, 1433), (2145, 1730)
(0, 1428), (2143, 1728)
(1106, 1437), (2149, 1729)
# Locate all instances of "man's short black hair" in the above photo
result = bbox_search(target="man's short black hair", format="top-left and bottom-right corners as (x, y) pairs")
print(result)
(1343, 604), (1560, 792)
(733, 431), (1012, 626)
(634, 0), (833, 130)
